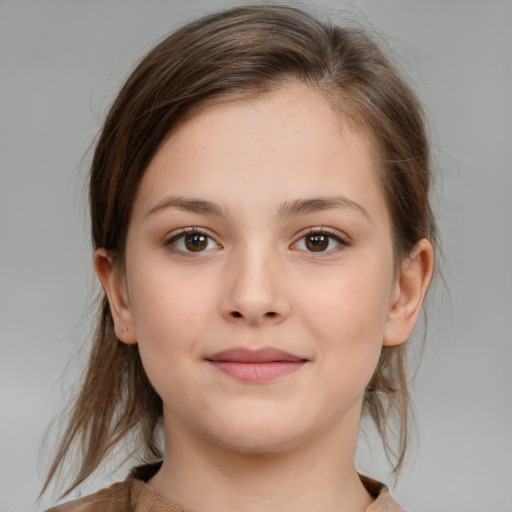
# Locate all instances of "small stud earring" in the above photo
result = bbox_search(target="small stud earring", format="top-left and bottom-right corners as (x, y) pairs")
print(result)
(123, 326), (128, 331)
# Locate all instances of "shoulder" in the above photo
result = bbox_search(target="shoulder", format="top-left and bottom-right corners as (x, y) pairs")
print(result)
(44, 462), (164, 512)
(44, 480), (134, 512)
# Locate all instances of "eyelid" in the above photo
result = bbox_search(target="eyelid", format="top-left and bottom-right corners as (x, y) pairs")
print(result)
(291, 227), (350, 253)
(162, 226), (349, 255)
(164, 227), (221, 254)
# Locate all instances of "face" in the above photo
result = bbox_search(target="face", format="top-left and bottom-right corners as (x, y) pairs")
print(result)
(99, 84), (425, 456)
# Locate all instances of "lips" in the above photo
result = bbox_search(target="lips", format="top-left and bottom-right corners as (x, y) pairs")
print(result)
(206, 347), (307, 382)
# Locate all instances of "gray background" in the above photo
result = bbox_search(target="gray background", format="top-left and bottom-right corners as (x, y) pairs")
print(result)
(1, 1), (511, 511)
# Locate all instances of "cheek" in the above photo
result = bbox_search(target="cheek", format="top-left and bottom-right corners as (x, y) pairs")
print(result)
(126, 263), (215, 370)
(126, 272), (214, 411)
(299, 260), (393, 383)
(303, 264), (392, 342)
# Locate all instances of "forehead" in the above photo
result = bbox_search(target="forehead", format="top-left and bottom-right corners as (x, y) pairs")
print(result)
(132, 84), (387, 223)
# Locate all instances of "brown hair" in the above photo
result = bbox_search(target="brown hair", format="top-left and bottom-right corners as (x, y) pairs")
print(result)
(43, 3), (436, 496)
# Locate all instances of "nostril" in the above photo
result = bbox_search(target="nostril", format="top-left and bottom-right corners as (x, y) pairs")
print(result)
(230, 311), (277, 319)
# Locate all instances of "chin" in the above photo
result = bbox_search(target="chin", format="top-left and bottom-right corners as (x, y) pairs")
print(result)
(201, 409), (309, 455)
(214, 429), (304, 455)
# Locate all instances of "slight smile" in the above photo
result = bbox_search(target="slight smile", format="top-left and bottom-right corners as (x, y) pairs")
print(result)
(206, 347), (308, 383)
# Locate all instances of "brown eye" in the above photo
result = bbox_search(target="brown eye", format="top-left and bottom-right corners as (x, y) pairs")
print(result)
(184, 233), (208, 252)
(293, 230), (347, 253)
(305, 233), (329, 252)
(167, 230), (218, 254)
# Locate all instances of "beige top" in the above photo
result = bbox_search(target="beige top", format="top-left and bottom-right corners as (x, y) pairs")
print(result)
(46, 463), (406, 512)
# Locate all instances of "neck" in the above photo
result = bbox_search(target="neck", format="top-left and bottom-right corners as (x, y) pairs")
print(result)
(148, 404), (374, 512)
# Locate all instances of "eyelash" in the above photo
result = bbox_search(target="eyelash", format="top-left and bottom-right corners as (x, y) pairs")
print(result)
(292, 228), (350, 255)
(164, 227), (220, 255)
(163, 227), (350, 255)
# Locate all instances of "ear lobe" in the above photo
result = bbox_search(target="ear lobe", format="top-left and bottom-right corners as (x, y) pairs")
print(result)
(383, 238), (434, 347)
(94, 248), (137, 345)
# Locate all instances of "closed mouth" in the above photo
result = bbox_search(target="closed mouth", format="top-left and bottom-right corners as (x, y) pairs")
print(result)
(206, 347), (307, 382)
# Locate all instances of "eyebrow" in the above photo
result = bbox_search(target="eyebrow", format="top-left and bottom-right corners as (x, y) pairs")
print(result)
(279, 196), (372, 222)
(145, 195), (371, 222)
(145, 196), (226, 217)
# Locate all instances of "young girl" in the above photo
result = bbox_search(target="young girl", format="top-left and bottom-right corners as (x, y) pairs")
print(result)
(43, 4), (435, 511)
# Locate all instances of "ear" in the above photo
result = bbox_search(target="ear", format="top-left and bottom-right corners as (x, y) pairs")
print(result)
(94, 248), (137, 345)
(383, 238), (434, 347)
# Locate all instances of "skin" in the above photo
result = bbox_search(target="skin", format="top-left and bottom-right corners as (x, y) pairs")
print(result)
(96, 84), (433, 512)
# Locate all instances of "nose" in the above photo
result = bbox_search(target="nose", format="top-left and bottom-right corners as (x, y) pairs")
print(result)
(221, 246), (290, 326)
